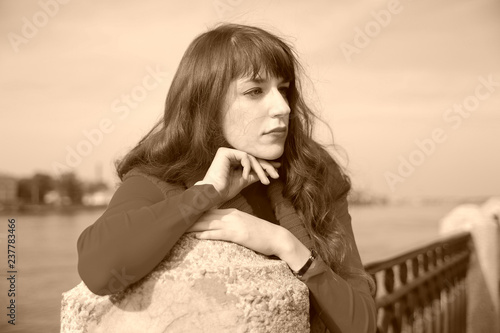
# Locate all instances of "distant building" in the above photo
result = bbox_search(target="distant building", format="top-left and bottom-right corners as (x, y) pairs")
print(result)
(44, 190), (63, 206)
(82, 189), (113, 206)
(0, 174), (18, 204)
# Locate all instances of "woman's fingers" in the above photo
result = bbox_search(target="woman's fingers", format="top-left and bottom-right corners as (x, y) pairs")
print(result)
(187, 219), (222, 232)
(240, 153), (251, 180)
(217, 148), (280, 183)
(203, 148), (282, 201)
(247, 155), (270, 185)
(186, 208), (282, 257)
(194, 229), (231, 241)
(244, 171), (261, 186)
(258, 159), (280, 179)
(222, 149), (277, 183)
(187, 209), (234, 233)
(268, 161), (282, 168)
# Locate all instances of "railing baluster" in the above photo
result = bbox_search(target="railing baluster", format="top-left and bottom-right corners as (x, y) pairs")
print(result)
(365, 232), (471, 333)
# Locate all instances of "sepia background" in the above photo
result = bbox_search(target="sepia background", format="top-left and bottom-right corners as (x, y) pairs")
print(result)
(0, 0), (499, 331)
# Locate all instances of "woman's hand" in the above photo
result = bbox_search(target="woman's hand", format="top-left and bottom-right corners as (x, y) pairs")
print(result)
(187, 208), (312, 271)
(197, 147), (280, 202)
(187, 208), (285, 256)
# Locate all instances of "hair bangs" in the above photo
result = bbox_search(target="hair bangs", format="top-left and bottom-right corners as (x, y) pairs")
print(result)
(230, 33), (296, 82)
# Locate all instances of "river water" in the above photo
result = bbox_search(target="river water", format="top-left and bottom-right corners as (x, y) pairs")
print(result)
(0, 203), (457, 332)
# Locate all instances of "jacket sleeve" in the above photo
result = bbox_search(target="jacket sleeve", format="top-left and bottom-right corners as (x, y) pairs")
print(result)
(299, 198), (377, 333)
(76, 174), (223, 296)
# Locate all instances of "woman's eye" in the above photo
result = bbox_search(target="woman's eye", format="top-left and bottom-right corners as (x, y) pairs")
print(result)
(278, 87), (289, 97)
(245, 88), (263, 97)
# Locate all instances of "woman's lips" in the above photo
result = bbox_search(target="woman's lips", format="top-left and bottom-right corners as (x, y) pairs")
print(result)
(263, 128), (287, 139)
(264, 127), (287, 134)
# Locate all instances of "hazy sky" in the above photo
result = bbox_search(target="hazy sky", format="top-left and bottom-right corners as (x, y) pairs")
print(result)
(1, 0), (499, 199)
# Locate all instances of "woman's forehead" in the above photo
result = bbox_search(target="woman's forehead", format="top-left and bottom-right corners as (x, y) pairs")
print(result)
(237, 74), (288, 84)
(233, 58), (294, 81)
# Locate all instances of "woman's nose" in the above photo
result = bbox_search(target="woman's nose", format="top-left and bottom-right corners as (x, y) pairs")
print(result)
(269, 88), (291, 118)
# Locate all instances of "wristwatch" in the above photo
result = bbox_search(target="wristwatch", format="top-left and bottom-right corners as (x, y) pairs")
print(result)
(292, 249), (316, 278)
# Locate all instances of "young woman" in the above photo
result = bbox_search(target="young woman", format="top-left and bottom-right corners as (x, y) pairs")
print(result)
(77, 23), (377, 332)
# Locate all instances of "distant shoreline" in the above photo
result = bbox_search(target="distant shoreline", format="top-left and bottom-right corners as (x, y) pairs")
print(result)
(0, 204), (106, 216)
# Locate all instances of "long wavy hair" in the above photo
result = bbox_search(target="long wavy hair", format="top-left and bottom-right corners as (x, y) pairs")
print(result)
(116, 23), (372, 288)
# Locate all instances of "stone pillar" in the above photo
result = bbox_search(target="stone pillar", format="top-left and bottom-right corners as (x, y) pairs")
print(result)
(439, 198), (500, 333)
(60, 235), (310, 333)
(480, 197), (500, 331)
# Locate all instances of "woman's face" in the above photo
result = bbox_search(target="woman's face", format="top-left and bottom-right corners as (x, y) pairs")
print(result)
(222, 74), (291, 160)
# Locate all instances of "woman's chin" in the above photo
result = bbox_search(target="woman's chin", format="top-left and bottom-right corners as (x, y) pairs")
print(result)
(250, 147), (284, 161)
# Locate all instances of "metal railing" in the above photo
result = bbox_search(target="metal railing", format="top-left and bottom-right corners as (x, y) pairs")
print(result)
(364, 231), (472, 333)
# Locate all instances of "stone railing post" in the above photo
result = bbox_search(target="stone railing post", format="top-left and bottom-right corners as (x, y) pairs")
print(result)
(439, 198), (500, 333)
(60, 235), (310, 333)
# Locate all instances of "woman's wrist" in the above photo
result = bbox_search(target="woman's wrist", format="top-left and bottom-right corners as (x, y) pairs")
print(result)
(191, 181), (225, 208)
(277, 228), (312, 272)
